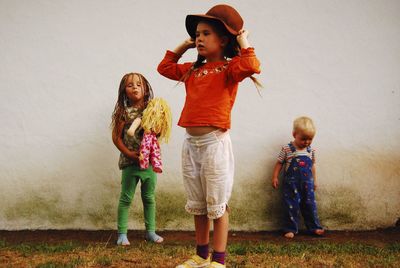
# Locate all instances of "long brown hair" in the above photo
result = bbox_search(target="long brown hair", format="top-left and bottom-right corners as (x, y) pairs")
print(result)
(110, 73), (154, 137)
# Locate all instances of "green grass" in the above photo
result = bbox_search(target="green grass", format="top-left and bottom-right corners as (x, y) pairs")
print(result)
(1, 239), (399, 267)
(36, 262), (68, 268)
(228, 241), (398, 256)
(0, 240), (82, 257)
(387, 242), (400, 252)
(36, 257), (84, 268)
(95, 255), (113, 266)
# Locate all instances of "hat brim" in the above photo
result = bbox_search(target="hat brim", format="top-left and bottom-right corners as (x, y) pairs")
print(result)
(185, 14), (239, 39)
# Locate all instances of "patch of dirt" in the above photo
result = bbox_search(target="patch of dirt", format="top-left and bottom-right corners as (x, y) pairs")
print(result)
(1, 228), (399, 246)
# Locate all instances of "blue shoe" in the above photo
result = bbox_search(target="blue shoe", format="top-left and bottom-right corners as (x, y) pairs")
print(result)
(117, 233), (130, 246)
(145, 231), (164, 243)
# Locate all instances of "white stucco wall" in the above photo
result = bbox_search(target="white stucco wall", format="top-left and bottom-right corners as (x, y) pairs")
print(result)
(1, 0), (399, 231)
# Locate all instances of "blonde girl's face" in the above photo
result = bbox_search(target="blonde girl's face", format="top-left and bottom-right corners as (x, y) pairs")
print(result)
(293, 131), (314, 149)
(125, 74), (145, 107)
(195, 22), (227, 62)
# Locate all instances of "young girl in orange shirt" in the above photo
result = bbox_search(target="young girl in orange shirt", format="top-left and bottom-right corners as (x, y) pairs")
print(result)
(158, 4), (261, 268)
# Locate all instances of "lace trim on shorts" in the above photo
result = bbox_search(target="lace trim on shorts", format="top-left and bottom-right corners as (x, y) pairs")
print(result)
(207, 203), (227, 219)
(185, 202), (207, 215)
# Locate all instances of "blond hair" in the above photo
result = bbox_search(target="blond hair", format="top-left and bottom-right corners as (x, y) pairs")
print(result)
(293, 116), (316, 135)
(141, 98), (172, 144)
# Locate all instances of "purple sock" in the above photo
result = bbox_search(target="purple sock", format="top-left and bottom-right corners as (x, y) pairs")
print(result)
(196, 244), (209, 260)
(212, 251), (226, 265)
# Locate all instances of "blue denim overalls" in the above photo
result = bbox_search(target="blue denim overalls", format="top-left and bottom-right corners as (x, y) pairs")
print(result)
(282, 142), (322, 234)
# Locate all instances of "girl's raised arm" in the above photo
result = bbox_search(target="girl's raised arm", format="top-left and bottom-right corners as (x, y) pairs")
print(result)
(173, 38), (196, 56)
(237, 29), (250, 49)
(157, 39), (194, 81)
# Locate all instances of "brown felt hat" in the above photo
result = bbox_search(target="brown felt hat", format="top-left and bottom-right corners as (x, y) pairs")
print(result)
(185, 4), (244, 38)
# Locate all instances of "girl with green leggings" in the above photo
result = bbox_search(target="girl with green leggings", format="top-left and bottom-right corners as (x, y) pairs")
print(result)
(111, 72), (163, 245)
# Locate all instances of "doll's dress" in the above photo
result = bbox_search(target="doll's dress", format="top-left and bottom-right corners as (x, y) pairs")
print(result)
(139, 131), (162, 173)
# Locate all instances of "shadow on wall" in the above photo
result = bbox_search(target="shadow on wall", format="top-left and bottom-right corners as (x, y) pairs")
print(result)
(2, 185), (191, 230)
(3, 181), (119, 229)
(317, 186), (366, 229)
(227, 146), (400, 231)
(1, 180), (396, 231)
(2, 135), (121, 229)
(229, 179), (282, 231)
(227, 180), (368, 231)
(2, 146), (399, 230)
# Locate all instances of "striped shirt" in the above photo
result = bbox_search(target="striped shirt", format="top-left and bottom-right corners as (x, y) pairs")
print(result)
(277, 142), (316, 171)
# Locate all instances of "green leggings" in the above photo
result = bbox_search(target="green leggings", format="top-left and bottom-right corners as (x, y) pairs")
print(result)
(117, 165), (157, 234)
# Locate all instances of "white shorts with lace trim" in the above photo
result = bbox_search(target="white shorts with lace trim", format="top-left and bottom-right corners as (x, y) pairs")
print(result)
(182, 130), (234, 220)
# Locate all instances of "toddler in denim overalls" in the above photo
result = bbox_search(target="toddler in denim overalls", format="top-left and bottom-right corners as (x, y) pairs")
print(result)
(272, 116), (324, 238)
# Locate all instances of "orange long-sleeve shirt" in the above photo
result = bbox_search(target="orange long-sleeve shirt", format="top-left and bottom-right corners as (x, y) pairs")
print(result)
(157, 47), (261, 129)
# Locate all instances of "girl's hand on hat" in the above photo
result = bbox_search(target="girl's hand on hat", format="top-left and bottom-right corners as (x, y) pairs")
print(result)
(184, 38), (196, 49)
(237, 29), (249, 39)
(237, 29), (250, 49)
(173, 38), (196, 56)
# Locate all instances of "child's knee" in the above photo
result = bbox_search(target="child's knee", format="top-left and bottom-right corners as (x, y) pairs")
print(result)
(119, 193), (134, 206)
(141, 192), (155, 204)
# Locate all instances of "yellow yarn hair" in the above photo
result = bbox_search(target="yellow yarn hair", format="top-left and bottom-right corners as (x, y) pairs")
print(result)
(141, 97), (172, 144)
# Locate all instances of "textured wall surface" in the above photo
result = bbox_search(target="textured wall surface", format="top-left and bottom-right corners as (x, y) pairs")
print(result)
(1, 0), (399, 231)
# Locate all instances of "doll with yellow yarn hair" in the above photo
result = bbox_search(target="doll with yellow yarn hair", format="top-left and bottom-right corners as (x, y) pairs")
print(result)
(127, 97), (172, 173)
